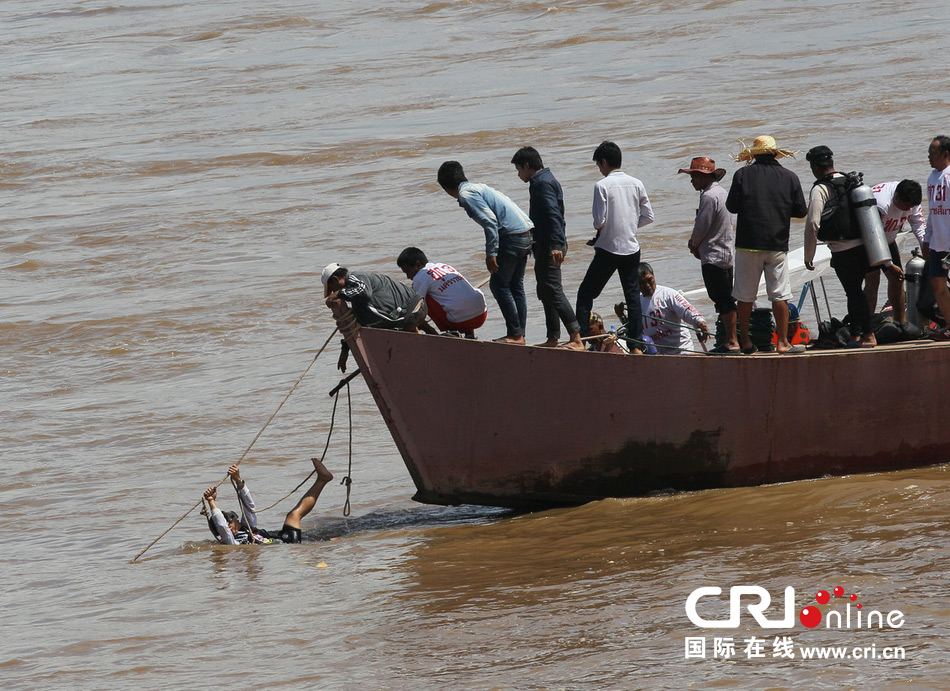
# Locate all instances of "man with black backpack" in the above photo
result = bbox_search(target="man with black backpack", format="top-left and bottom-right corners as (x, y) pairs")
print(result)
(803, 145), (903, 347)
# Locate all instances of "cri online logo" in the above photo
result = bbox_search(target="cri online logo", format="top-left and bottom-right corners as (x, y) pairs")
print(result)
(686, 585), (904, 629)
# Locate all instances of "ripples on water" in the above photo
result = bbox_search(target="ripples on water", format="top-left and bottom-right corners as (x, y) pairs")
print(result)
(3, 1), (948, 687)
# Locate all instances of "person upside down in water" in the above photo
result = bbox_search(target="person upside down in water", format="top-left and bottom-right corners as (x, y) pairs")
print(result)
(204, 459), (333, 544)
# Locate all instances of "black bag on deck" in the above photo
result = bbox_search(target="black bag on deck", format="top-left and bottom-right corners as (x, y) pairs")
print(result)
(900, 321), (922, 341)
(815, 317), (850, 349)
(872, 315), (902, 344)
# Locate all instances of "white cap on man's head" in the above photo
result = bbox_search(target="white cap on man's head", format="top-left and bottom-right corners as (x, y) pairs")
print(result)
(321, 262), (344, 296)
(321, 262), (343, 286)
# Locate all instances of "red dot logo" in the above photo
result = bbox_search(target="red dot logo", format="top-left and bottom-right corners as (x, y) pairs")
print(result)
(850, 593), (857, 601)
(800, 607), (822, 628)
(833, 586), (844, 597)
(857, 604), (862, 609)
(816, 590), (830, 605)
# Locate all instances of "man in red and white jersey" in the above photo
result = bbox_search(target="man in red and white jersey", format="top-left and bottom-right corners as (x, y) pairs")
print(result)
(865, 179), (926, 322)
(924, 136), (950, 339)
(397, 247), (487, 338)
(636, 262), (709, 354)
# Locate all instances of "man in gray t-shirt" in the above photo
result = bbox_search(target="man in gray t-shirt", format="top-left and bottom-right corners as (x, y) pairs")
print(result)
(322, 262), (426, 371)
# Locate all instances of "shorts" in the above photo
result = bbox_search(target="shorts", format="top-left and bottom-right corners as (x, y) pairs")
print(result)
(277, 524), (302, 544)
(928, 250), (950, 279)
(424, 296), (487, 333)
(732, 249), (792, 303)
(701, 263), (737, 314)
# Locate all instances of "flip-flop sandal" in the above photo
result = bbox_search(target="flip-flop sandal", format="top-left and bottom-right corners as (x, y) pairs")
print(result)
(708, 346), (742, 355)
(740, 345), (758, 355)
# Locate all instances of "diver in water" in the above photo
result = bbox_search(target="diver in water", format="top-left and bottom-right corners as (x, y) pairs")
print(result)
(204, 459), (333, 544)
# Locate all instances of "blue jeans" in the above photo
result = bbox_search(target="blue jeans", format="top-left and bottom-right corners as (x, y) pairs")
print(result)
(491, 233), (532, 338)
(575, 248), (642, 339)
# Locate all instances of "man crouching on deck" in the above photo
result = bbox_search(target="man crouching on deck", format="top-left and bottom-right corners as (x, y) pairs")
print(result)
(204, 460), (333, 544)
(323, 262), (427, 371)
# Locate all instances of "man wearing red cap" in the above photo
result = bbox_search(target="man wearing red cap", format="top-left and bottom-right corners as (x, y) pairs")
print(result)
(680, 156), (739, 353)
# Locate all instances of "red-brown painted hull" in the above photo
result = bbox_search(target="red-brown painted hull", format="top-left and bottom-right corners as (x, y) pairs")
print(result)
(344, 325), (948, 509)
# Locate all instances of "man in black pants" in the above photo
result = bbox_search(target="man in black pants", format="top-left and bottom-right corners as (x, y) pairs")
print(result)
(575, 141), (654, 347)
(511, 147), (584, 350)
(803, 145), (903, 347)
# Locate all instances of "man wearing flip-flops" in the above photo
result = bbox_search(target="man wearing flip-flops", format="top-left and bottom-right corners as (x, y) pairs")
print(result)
(726, 135), (808, 355)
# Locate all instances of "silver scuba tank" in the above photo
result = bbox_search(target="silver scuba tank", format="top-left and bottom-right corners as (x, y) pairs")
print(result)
(904, 247), (926, 328)
(848, 180), (891, 266)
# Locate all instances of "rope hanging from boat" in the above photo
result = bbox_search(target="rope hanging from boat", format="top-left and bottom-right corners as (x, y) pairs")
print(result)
(340, 380), (354, 517)
(252, 370), (358, 513)
(130, 327), (339, 563)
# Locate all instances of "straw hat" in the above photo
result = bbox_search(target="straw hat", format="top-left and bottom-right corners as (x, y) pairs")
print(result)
(677, 156), (726, 182)
(732, 135), (798, 163)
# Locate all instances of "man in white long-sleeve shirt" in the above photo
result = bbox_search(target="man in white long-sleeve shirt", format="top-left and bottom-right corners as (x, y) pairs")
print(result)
(204, 460), (333, 545)
(575, 140), (654, 343)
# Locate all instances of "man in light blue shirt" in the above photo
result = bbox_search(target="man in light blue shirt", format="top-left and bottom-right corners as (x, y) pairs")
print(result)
(439, 161), (534, 344)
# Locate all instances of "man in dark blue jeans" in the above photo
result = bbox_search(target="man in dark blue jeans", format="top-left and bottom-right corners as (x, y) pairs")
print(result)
(511, 146), (585, 350)
(576, 141), (655, 346)
(438, 160), (534, 344)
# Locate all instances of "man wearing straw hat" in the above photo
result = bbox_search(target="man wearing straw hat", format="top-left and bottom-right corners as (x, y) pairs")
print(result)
(679, 156), (739, 354)
(726, 135), (808, 354)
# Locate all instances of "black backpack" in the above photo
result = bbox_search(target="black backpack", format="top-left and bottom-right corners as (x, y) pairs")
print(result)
(814, 172), (862, 243)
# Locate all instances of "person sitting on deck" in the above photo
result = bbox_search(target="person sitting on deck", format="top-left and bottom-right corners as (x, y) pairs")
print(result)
(586, 312), (626, 354)
(323, 262), (428, 371)
(396, 247), (487, 338)
(633, 262), (709, 354)
(204, 460), (333, 545)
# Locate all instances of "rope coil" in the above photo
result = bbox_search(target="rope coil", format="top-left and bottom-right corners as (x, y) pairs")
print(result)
(335, 309), (360, 339)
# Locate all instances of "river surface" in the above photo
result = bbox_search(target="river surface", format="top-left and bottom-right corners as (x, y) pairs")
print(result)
(3, 1), (949, 688)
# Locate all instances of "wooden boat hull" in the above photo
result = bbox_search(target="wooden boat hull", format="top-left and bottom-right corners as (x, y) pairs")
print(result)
(342, 323), (948, 509)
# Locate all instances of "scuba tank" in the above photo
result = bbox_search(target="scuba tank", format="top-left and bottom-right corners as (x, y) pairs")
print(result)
(903, 247), (926, 328)
(847, 175), (891, 266)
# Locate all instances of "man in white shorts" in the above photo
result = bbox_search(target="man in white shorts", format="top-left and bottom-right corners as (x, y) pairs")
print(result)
(726, 135), (808, 354)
